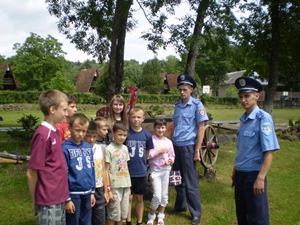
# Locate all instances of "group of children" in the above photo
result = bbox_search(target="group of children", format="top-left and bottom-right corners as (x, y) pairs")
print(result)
(27, 90), (175, 225)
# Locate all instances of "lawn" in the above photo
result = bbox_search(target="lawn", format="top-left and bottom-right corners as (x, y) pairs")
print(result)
(0, 104), (299, 225)
(0, 103), (299, 127)
(0, 137), (299, 225)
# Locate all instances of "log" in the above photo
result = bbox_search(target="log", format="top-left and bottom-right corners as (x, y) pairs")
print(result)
(0, 157), (23, 164)
(0, 151), (30, 161)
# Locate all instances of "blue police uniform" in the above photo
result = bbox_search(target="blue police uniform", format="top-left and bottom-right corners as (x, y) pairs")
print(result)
(234, 77), (280, 225)
(172, 74), (208, 224)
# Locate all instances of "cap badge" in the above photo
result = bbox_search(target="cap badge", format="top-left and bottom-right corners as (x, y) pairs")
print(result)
(239, 78), (246, 87)
(180, 75), (185, 81)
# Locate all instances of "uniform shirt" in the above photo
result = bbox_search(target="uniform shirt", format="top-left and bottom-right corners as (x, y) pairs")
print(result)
(28, 121), (68, 205)
(172, 96), (209, 146)
(126, 128), (154, 177)
(63, 140), (95, 197)
(105, 143), (131, 188)
(93, 141), (106, 188)
(235, 106), (280, 171)
(148, 135), (175, 171)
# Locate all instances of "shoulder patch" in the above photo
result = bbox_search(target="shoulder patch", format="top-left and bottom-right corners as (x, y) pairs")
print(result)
(262, 122), (272, 135)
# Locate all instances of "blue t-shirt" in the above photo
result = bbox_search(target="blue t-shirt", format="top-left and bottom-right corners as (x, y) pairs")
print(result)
(126, 128), (154, 177)
(63, 139), (95, 196)
(235, 106), (280, 171)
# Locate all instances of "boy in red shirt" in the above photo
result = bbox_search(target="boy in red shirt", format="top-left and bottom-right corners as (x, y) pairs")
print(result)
(27, 89), (69, 225)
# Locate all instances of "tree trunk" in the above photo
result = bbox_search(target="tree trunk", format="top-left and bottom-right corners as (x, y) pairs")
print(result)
(263, 1), (280, 114)
(184, 0), (210, 78)
(107, 0), (133, 101)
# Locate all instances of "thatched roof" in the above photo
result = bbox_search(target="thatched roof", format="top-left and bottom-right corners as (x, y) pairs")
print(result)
(160, 73), (178, 89)
(75, 68), (99, 92)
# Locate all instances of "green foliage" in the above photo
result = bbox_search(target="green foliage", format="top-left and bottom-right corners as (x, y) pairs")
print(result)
(141, 58), (162, 94)
(162, 55), (183, 74)
(47, 71), (75, 93)
(11, 33), (69, 91)
(94, 64), (110, 101)
(7, 114), (39, 140)
(123, 60), (143, 87)
(225, 86), (237, 98)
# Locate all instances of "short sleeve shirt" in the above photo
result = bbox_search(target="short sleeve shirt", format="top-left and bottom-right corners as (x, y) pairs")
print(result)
(93, 142), (106, 188)
(105, 143), (131, 188)
(235, 106), (280, 171)
(28, 121), (68, 205)
(126, 128), (154, 177)
(172, 96), (208, 146)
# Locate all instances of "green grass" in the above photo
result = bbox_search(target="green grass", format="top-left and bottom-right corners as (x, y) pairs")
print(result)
(0, 139), (299, 225)
(0, 103), (299, 127)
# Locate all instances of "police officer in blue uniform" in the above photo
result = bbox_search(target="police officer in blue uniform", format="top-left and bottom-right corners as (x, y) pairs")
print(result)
(233, 77), (280, 225)
(172, 74), (208, 225)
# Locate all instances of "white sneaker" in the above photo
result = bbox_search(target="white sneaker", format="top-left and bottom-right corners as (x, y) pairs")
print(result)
(157, 213), (165, 225)
(147, 213), (156, 225)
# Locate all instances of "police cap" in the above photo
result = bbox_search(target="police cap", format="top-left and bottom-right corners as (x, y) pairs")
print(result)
(177, 74), (196, 89)
(235, 77), (263, 93)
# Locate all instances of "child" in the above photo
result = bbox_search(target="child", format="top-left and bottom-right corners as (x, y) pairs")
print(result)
(108, 94), (128, 129)
(27, 89), (69, 225)
(126, 106), (154, 225)
(105, 122), (131, 225)
(63, 113), (96, 225)
(56, 95), (78, 142)
(85, 119), (112, 225)
(146, 119), (175, 225)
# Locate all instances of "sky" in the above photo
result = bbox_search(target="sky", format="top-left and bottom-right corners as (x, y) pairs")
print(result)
(0, 0), (184, 63)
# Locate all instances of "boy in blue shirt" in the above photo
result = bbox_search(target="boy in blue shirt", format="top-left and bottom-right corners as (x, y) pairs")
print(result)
(125, 106), (154, 225)
(232, 77), (279, 225)
(63, 113), (96, 225)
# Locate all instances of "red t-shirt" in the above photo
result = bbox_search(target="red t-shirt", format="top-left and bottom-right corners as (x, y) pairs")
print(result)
(55, 121), (70, 143)
(28, 121), (68, 205)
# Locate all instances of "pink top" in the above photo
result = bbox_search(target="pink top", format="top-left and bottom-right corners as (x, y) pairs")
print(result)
(148, 135), (175, 171)
(28, 121), (68, 205)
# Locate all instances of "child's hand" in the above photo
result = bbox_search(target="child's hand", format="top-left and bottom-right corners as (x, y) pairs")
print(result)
(104, 191), (113, 204)
(65, 201), (75, 214)
(165, 159), (173, 165)
(91, 194), (96, 207)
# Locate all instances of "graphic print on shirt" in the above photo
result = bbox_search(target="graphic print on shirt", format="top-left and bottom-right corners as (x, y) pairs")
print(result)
(110, 149), (129, 177)
(126, 140), (146, 158)
(68, 147), (92, 171)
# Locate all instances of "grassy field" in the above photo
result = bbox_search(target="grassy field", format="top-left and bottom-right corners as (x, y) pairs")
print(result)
(0, 138), (299, 225)
(0, 104), (299, 224)
(0, 103), (299, 127)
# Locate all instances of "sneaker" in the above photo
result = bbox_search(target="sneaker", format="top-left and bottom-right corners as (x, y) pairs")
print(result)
(146, 220), (154, 225)
(157, 218), (164, 225)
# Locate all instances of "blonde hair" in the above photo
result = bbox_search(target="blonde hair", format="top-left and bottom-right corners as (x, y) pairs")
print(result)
(69, 113), (89, 128)
(108, 94), (128, 129)
(39, 89), (68, 116)
(129, 106), (144, 116)
(94, 117), (109, 130)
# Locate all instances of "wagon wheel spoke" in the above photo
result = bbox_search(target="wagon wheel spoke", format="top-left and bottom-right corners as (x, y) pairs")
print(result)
(201, 125), (219, 169)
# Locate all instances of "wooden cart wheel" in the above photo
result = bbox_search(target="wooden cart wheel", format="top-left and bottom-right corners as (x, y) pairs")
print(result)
(200, 124), (219, 169)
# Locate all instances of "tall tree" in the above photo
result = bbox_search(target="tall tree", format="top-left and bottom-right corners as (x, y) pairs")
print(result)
(235, 1), (300, 113)
(12, 33), (72, 91)
(46, 0), (134, 100)
(141, 0), (238, 80)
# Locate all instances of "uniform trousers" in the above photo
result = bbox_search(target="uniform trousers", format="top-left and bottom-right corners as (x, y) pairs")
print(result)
(234, 171), (269, 225)
(173, 145), (201, 219)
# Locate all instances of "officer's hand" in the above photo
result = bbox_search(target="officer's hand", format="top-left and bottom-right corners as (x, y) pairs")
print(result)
(91, 194), (96, 207)
(253, 176), (265, 195)
(194, 150), (201, 161)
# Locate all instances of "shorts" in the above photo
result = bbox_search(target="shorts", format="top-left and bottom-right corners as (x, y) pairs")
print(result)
(37, 203), (66, 225)
(131, 176), (147, 195)
(107, 187), (130, 222)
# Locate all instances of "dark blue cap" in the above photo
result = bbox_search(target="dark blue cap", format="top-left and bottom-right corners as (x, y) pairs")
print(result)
(235, 77), (263, 93)
(177, 74), (196, 89)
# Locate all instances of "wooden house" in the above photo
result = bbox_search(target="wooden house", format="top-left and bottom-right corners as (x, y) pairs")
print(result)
(75, 68), (100, 92)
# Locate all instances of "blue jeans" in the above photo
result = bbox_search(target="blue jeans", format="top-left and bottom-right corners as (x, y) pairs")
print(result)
(234, 171), (269, 225)
(66, 194), (92, 225)
(173, 145), (201, 219)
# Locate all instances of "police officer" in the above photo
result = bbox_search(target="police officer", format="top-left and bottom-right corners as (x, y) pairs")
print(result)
(233, 77), (280, 225)
(172, 74), (208, 225)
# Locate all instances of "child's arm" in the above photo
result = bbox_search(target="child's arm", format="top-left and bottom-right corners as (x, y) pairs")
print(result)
(103, 161), (113, 203)
(26, 168), (38, 215)
(148, 148), (168, 159)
